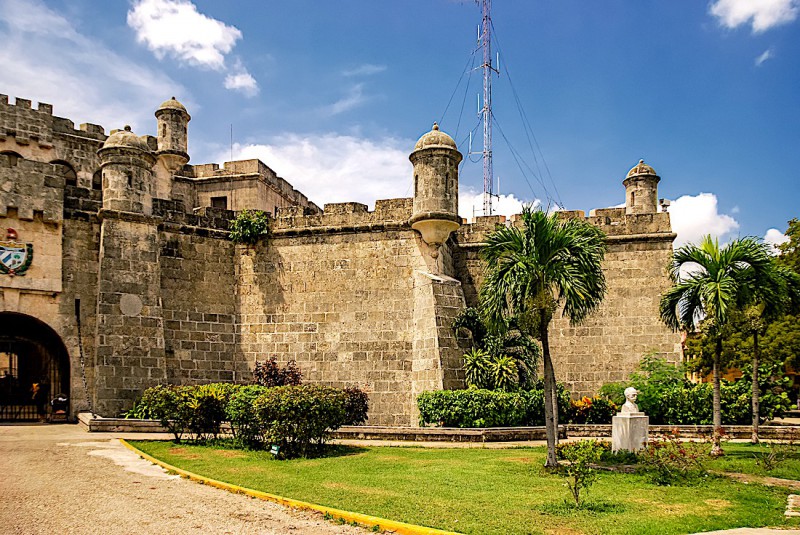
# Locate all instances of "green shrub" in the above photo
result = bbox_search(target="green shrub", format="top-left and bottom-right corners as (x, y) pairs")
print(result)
(660, 383), (713, 425)
(229, 209), (270, 245)
(342, 386), (369, 426)
(599, 353), (684, 423)
(556, 440), (605, 506)
(463, 348), (491, 389)
(417, 386), (571, 428)
(254, 385), (350, 458)
(130, 384), (187, 442)
(490, 355), (518, 392)
(452, 307), (541, 390)
(129, 383), (237, 442)
(131, 382), (365, 453)
(184, 383), (237, 440)
(226, 385), (270, 447)
(600, 355), (792, 425)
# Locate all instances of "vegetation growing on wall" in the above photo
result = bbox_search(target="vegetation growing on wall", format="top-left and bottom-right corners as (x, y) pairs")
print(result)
(229, 209), (270, 245)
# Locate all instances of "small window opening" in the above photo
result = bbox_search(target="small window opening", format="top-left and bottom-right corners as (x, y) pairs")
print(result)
(274, 205), (279, 217)
(414, 175), (419, 196)
(92, 170), (102, 190)
(50, 160), (77, 186)
(127, 172), (133, 187)
(631, 190), (636, 206)
(0, 151), (22, 168)
(211, 196), (228, 209)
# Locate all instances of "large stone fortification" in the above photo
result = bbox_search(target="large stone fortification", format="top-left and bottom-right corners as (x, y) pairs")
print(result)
(0, 95), (680, 425)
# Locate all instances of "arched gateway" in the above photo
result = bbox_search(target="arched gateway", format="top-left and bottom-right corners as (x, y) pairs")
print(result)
(0, 312), (70, 421)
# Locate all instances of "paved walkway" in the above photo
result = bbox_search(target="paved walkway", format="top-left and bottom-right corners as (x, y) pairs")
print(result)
(0, 424), (368, 535)
(1, 424), (798, 535)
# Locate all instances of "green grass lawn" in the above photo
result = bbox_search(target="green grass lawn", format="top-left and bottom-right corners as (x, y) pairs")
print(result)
(130, 440), (799, 535)
(706, 442), (800, 481)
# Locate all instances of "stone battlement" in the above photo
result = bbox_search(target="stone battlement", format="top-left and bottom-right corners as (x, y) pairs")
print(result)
(272, 198), (412, 235)
(456, 208), (674, 246)
(0, 95), (106, 146)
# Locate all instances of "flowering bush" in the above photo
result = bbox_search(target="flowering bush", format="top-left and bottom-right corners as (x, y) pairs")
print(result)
(640, 429), (710, 485)
(568, 396), (618, 424)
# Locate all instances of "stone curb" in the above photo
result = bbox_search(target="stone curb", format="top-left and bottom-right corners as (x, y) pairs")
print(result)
(787, 494), (800, 517)
(119, 439), (462, 535)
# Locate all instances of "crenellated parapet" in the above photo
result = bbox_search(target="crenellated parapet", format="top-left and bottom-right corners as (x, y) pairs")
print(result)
(586, 207), (674, 241)
(0, 94), (106, 148)
(271, 198), (412, 236)
(455, 206), (674, 248)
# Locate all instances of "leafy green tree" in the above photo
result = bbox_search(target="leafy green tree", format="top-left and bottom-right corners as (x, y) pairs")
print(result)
(660, 236), (777, 455)
(776, 218), (800, 274)
(480, 206), (607, 467)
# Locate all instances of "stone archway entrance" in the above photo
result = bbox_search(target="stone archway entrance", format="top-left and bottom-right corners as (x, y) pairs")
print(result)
(0, 312), (70, 421)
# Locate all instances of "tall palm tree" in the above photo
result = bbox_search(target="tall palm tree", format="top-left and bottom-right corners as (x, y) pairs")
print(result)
(742, 264), (800, 443)
(660, 236), (776, 455)
(480, 206), (607, 467)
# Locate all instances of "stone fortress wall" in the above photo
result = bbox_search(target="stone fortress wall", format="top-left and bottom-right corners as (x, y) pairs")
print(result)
(0, 94), (680, 425)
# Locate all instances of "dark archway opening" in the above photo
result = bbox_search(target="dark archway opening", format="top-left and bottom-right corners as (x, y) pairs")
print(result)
(0, 313), (70, 421)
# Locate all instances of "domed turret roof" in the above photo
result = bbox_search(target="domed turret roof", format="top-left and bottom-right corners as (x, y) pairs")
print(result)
(157, 96), (187, 113)
(627, 159), (658, 178)
(414, 123), (457, 151)
(102, 125), (151, 152)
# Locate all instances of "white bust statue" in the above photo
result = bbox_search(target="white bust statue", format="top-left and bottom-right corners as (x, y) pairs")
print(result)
(621, 387), (640, 414)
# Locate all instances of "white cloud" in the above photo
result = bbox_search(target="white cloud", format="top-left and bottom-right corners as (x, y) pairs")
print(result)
(755, 48), (774, 66)
(324, 84), (368, 116)
(224, 64), (258, 97)
(342, 64), (387, 77)
(709, 0), (799, 33)
(764, 228), (789, 252)
(127, 0), (241, 70)
(666, 193), (740, 247)
(0, 0), (184, 132)
(223, 134), (413, 208)
(458, 189), (538, 222)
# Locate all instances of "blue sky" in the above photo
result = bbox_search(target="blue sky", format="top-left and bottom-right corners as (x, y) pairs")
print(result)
(1, 0), (798, 247)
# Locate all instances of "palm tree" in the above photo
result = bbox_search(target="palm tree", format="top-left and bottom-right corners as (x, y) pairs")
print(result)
(660, 236), (776, 455)
(742, 264), (800, 443)
(480, 206), (607, 467)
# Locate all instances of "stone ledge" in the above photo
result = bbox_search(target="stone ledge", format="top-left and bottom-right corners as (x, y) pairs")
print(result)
(78, 412), (170, 433)
(330, 426), (567, 442)
(78, 415), (565, 441)
(79, 416), (798, 442)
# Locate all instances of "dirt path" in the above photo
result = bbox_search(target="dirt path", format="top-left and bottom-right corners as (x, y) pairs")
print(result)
(714, 470), (800, 491)
(0, 424), (369, 535)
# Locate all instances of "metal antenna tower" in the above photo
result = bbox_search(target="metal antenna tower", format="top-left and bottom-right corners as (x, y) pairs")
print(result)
(478, 0), (498, 216)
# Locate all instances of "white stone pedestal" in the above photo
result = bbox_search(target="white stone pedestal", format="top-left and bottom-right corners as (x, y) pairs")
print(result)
(612, 412), (649, 453)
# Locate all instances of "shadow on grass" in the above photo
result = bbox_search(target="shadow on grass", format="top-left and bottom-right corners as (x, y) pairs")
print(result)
(312, 444), (369, 459)
(184, 438), (369, 460)
(539, 500), (626, 516)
